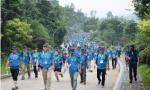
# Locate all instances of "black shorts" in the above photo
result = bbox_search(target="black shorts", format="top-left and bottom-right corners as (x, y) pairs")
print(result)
(10, 68), (19, 81)
(54, 68), (61, 72)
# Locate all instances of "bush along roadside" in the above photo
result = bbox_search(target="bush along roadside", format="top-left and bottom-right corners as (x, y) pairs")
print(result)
(138, 64), (150, 90)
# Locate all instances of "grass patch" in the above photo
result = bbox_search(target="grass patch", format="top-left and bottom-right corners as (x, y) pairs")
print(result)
(138, 64), (150, 90)
(0, 63), (10, 75)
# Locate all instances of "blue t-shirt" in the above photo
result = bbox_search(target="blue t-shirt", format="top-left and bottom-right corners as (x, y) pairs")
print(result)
(50, 50), (55, 60)
(67, 55), (79, 74)
(128, 51), (138, 64)
(96, 53), (108, 69)
(124, 50), (129, 56)
(8, 53), (21, 69)
(107, 49), (112, 58)
(74, 49), (81, 58)
(53, 55), (62, 68)
(111, 50), (117, 58)
(32, 52), (39, 66)
(80, 54), (88, 65)
(80, 54), (88, 69)
(21, 51), (31, 65)
(87, 51), (94, 61)
(39, 50), (53, 69)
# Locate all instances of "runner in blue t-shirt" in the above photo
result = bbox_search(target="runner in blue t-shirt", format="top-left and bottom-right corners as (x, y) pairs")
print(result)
(117, 47), (121, 57)
(111, 47), (118, 69)
(6, 46), (21, 90)
(95, 47), (109, 87)
(66, 48), (80, 90)
(39, 43), (54, 90)
(21, 46), (32, 80)
(87, 48), (94, 72)
(31, 48), (39, 78)
(53, 50), (63, 82)
(79, 48), (88, 85)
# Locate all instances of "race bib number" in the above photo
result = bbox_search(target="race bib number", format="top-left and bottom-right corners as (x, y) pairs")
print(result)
(45, 61), (48, 64)
(34, 59), (37, 62)
(100, 60), (103, 63)
(113, 54), (116, 58)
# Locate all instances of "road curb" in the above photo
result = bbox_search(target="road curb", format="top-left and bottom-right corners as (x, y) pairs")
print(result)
(1, 70), (33, 79)
(113, 58), (125, 90)
(138, 74), (145, 90)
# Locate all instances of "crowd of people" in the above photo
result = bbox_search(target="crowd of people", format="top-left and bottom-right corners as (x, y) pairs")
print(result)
(6, 33), (139, 90)
(6, 43), (122, 90)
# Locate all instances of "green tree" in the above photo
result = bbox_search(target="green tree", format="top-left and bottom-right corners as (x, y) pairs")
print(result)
(28, 20), (53, 49)
(2, 18), (32, 51)
(133, 0), (150, 19)
(1, 0), (22, 32)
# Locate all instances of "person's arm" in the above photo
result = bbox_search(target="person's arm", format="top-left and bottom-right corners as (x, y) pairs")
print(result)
(77, 58), (81, 73)
(51, 56), (55, 70)
(106, 55), (110, 70)
(37, 53), (41, 71)
(29, 53), (32, 64)
(63, 56), (69, 73)
(6, 54), (10, 69)
(95, 55), (98, 65)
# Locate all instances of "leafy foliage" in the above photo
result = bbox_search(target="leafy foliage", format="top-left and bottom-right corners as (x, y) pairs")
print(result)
(2, 18), (32, 51)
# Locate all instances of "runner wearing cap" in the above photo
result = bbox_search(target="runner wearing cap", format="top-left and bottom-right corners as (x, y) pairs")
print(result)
(39, 43), (54, 90)
(6, 46), (21, 90)
(87, 48), (94, 72)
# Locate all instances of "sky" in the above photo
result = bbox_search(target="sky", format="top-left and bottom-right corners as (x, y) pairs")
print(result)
(59, 0), (136, 18)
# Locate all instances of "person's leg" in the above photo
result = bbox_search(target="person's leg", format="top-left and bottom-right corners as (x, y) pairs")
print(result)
(80, 68), (83, 83)
(59, 68), (63, 78)
(21, 64), (25, 80)
(55, 71), (59, 82)
(115, 58), (117, 69)
(83, 67), (86, 84)
(112, 59), (115, 69)
(69, 73), (74, 89)
(101, 69), (106, 86)
(133, 63), (137, 81)
(88, 61), (91, 71)
(14, 69), (19, 89)
(46, 68), (52, 90)
(36, 66), (38, 78)
(10, 68), (16, 89)
(42, 69), (47, 89)
(33, 66), (36, 78)
(129, 63), (133, 83)
(97, 68), (101, 85)
(26, 64), (31, 79)
(90, 60), (93, 71)
(73, 72), (78, 90)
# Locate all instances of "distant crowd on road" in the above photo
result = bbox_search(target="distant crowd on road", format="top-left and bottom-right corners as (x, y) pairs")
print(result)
(6, 33), (139, 90)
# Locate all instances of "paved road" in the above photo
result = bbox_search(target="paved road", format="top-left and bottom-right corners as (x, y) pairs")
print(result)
(120, 59), (145, 90)
(1, 60), (119, 90)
